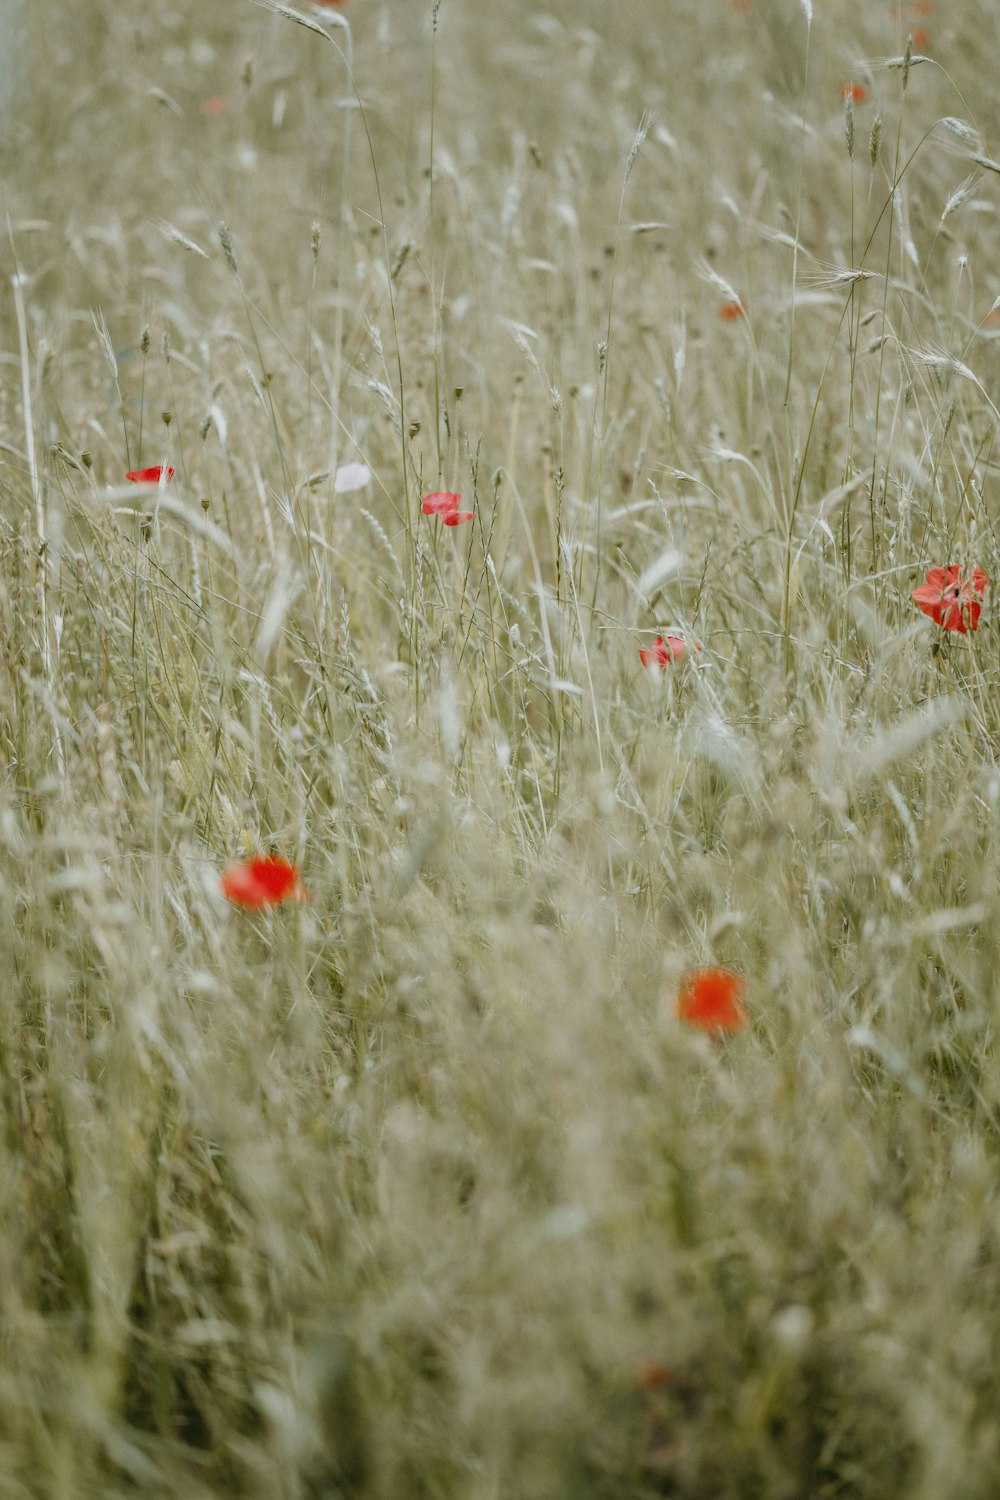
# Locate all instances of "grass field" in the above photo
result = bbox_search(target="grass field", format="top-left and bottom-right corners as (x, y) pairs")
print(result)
(4, 0), (1000, 1493)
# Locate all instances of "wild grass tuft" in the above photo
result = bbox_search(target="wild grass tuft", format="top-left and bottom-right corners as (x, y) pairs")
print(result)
(2, 0), (1000, 1495)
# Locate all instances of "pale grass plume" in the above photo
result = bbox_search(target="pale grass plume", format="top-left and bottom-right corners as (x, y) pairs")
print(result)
(697, 258), (742, 306)
(250, 0), (341, 41)
(91, 306), (118, 381)
(634, 546), (683, 600)
(939, 117), (985, 152)
(217, 219), (238, 274)
(624, 108), (654, 185)
(848, 698), (963, 786)
(333, 461), (372, 493)
(154, 219), (210, 258)
(941, 173), (981, 223)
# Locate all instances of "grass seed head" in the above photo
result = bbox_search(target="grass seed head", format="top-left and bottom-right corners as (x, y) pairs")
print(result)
(218, 219), (239, 274)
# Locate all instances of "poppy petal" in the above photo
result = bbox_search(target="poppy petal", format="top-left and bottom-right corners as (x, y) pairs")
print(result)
(677, 967), (747, 1033)
(639, 634), (697, 669)
(421, 491), (463, 516)
(922, 566), (951, 590)
(912, 565), (988, 633)
(126, 465), (174, 484)
(640, 635), (669, 668)
(220, 855), (304, 909)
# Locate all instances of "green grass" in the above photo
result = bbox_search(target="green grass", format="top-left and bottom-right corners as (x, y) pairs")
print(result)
(3, 0), (1000, 1493)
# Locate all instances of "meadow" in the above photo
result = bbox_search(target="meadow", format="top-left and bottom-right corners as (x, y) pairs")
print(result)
(3, 0), (1000, 1493)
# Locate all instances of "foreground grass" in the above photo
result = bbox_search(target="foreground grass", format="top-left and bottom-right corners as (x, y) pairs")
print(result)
(3, 0), (1000, 1493)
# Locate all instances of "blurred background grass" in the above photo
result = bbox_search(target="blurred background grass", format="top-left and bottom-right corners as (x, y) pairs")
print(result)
(2, 0), (1000, 1494)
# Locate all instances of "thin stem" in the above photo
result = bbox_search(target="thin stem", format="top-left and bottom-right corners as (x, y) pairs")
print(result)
(783, 18), (812, 407)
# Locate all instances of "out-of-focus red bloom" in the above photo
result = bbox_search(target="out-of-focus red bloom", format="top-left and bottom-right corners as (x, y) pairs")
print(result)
(677, 967), (747, 1033)
(422, 491), (474, 526)
(840, 82), (868, 103)
(220, 855), (305, 909)
(912, 25), (930, 47)
(730, 0), (751, 11)
(639, 634), (699, 669)
(637, 1361), (675, 1392)
(200, 95), (230, 118)
(126, 465), (174, 484)
(422, 491), (461, 515)
(912, 566), (988, 633)
(719, 299), (745, 321)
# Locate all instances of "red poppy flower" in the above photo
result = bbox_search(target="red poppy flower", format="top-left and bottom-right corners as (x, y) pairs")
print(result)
(637, 1361), (675, 1392)
(912, 25), (930, 46)
(220, 855), (305, 909)
(200, 95), (230, 118)
(840, 82), (868, 103)
(719, 299), (745, 321)
(421, 491), (475, 526)
(912, 565), (988, 633)
(639, 634), (699, 669)
(422, 490), (461, 515)
(677, 967), (747, 1033)
(126, 465), (174, 484)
